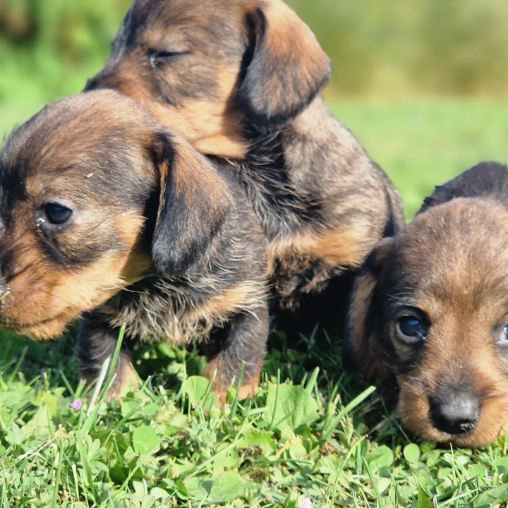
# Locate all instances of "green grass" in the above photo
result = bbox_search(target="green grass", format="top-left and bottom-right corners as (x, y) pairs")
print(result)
(1, 100), (508, 507)
(331, 99), (508, 218)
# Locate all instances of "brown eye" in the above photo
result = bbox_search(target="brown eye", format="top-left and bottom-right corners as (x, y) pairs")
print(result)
(44, 203), (73, 225)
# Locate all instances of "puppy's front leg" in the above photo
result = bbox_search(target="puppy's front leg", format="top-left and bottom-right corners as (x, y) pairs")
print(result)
(204, 302), (269, 404)
(76, 313), (139, 398)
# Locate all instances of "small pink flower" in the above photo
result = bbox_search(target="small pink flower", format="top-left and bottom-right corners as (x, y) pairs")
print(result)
(70, 399), (83, 411)
(299, 499), (313, 508)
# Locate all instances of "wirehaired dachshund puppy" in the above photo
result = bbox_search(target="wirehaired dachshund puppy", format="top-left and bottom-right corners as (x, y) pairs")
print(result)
(347, 162), (508, 447)
(0, 90), (269, 401)
(85, 0), (404, 320)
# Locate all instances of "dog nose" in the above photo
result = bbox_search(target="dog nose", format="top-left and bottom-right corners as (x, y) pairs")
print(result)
(430, 390), (480, 435)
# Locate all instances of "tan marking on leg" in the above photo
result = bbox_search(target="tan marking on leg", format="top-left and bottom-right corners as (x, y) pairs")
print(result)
(204, 358), (261, 406)
(108, 359), (140, 399)
(268, 227), (375, 274)
(81, 357), (140, 400)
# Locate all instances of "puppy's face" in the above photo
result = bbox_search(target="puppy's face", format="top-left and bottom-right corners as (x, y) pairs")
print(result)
(348, 198), (508, 447)
(85, 0), (330, 158)
(0, 90), (231, 340)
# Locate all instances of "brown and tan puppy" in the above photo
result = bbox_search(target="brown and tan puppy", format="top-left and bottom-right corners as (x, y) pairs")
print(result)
(0, 90), (270, 400)
(85, 0), (404, 322)
(347, 162), (508, 447)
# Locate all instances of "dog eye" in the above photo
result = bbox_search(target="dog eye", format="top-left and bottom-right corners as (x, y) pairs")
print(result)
(396, 315), (428, 344)
(44, 203), (73, 226)
(496, 324), (508, 345)
(149, 50), (189, 69)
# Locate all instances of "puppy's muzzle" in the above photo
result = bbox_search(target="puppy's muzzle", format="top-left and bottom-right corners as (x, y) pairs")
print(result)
(429, 385), (480, 435)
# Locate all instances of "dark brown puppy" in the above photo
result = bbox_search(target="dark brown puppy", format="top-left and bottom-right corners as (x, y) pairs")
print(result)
(0, 90), (269, 400)
(86, 0), (404, 319)
(347, 162), (508, 447)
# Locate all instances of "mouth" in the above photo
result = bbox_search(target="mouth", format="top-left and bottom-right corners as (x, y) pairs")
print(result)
(403, 417), (481, 447)
(430, 426), (474, 443)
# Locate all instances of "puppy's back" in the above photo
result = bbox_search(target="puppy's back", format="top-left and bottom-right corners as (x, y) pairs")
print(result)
(419, 161), (508, 214)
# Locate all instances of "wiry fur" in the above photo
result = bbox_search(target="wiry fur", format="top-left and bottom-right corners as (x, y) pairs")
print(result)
(101, 272), (267, 345)
(240, 98), (404, 312)
(0, 90), (269, 400)
(86, 0), (404, 329)
(347, 162), (508, 447)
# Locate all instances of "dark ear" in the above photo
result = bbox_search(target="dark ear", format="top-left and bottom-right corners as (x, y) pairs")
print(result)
(238, 0), (331, 130)
(345, 238), (394, 381)
(150, 134), (232, 277)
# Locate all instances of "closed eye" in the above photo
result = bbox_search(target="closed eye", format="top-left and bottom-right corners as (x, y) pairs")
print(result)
(149, 49), (190, 68)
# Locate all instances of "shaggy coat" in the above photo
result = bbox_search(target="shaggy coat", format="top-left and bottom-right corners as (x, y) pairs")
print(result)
(347, 162), (508, 447)
(85, 0), (404, 322)
(0, 91), (269, 400)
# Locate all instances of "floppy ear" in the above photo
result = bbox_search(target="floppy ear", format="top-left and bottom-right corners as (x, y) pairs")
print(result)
(150, 134), (233, 277)
(238, 0), (331, 130)
(345, 238), (394, 382)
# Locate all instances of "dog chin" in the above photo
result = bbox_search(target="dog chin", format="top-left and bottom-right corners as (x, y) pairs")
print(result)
(1, 316), (70, 341)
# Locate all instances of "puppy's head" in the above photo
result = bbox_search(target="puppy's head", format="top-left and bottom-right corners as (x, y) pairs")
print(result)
(0, 90), (231, 340)
(347, 198), (508, 447)
(85, 0), (330, 158)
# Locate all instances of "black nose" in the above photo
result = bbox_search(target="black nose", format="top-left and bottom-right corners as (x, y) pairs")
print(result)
(430, 390), (480, 435)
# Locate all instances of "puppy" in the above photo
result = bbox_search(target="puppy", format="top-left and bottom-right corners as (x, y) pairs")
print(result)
(85, 0), (404, 320)
(0, 90), (269, 400)
(347, 162), (508, 447)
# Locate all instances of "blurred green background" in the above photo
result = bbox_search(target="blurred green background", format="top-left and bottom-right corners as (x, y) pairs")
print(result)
(1, 0), (507, 215)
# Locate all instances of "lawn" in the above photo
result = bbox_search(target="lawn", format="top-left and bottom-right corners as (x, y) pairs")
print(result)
(1, 99), (508, 507)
